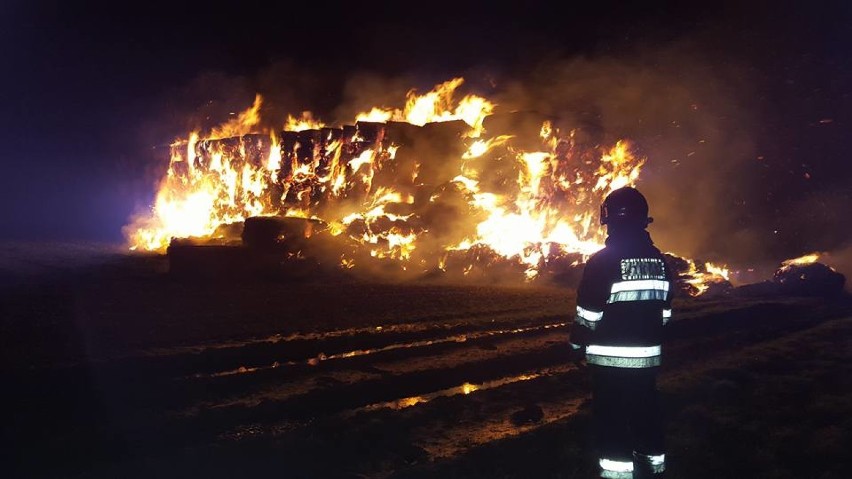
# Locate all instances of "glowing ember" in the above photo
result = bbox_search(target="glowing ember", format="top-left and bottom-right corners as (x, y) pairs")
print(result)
(461, 382), (479, 395)
(781, 252), (820, 267)
(125, 77), (650, 278)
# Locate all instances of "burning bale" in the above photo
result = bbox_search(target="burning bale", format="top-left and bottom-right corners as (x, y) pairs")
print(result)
(437, 244), (531, 283)
(535, 247), (587, 287)
(730, 253), (846, 298)
(242, 216), (324, 252)
(773, 254), (845, 297)
(169, 215), (357, 279)
(663, 253), (733, 297)
(126, 76), (748, 291)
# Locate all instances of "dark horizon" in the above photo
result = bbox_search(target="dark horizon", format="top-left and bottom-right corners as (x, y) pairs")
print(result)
(1, 1), (850, 271)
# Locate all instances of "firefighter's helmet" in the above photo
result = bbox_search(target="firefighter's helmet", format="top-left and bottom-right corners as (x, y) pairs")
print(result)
(600, 187), (653, 226)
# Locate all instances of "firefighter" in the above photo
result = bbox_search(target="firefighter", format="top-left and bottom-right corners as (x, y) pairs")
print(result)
(568, 186), (673, 479)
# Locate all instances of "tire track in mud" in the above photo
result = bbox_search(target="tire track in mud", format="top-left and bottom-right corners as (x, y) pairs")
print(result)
(401, 299), (852, 467)
(168, 300), (834, 430)
(391, 316), (852, 479)
(180, 299), (836, 413)
(157, 319), (570, 413)
(49, 319), (575, 466)
(342, 364), (588, 462)
(176, 338), (573, 435)
(174, 326), (588, 463)
(188, 329), (569, 409)
(191, 321), (567, 379)
(210, 362), (591, 479)
(149, 305), (546, 356)
(98, 311), (567, 379)
(197, 297), (852, 474)
(23, 296), (848, 479)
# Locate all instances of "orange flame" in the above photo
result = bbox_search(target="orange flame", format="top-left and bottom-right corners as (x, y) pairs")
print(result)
(353, 77), (494, 136)
(781, 252), (820, 267)
(210, 95), (263, 139)
(682, 260), (730, 296)
(125, 78), (649, 279)
(285, 111), (325, 132)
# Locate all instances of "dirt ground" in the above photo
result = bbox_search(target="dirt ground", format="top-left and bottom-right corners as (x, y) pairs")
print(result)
(1, 243), (850, 478)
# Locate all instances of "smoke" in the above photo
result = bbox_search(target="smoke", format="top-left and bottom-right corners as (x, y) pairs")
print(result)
(823, 243), (852, 292)
(283, 43), (773, 268)
(333, 72), (416, 121)
(786, 187), (852, 257)
(490, 42), (764, 266)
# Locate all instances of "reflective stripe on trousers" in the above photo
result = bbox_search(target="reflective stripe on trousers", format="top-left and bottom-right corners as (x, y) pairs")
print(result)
(586, 344), (661, 368)
(599, 458), (633, 478)
(600, 454), (665, 478)
(635, 452), (666, 474)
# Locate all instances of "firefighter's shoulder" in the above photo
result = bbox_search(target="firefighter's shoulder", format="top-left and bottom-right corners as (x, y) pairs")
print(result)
(586, 245), (619, 268)
(586, 246), (608, 264)
(583, 246), (622, 278)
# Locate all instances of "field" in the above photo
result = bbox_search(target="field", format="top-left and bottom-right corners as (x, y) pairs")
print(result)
(1, 243), (850, 478)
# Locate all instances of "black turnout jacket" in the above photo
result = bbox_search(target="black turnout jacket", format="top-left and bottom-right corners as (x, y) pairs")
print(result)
(569, 230), (674, 368)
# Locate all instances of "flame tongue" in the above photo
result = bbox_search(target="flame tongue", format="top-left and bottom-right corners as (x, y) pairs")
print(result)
(781, 252), (820, 267)
(126, 77), (648, 279)
(680, 259), (731, 296)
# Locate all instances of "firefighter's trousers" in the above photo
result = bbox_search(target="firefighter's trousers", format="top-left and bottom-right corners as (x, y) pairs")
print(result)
(592, 365), (665, 478)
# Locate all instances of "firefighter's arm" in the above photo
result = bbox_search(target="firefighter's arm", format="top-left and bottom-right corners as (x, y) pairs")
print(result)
(569, 256), (608, 352)
(662, 257), (675, 325)
(567, 340), (585, 364)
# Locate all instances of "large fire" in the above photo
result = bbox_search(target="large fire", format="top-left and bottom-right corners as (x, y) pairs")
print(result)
(125, 77), (716, 286)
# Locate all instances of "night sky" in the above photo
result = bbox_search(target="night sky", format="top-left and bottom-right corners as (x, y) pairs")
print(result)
(1, 1), (850, 270)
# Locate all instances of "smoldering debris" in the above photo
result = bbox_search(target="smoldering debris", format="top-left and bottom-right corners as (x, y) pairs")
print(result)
(734, 261), (846, 298)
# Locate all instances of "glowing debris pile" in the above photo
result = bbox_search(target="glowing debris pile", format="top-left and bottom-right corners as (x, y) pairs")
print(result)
(773, 253), (845, 295)
(663, 254), (732, 297)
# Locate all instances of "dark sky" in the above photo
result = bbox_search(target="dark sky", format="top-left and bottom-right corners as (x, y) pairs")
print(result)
(0, 0), (850, 268)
